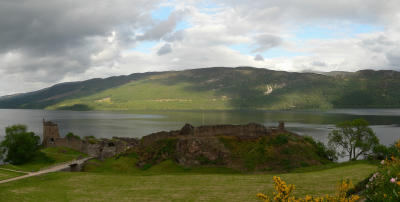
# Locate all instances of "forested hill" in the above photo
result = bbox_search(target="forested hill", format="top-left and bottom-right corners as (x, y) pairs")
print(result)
(1, 67), (400, 110)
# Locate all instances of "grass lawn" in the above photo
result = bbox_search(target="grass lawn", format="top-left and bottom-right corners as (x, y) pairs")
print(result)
(0, 169), (24, 181)
(0, 162), (376, 201)
(0, 147), (87, 172)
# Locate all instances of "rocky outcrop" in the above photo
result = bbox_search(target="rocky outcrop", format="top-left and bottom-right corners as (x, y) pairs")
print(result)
(81, 137), (140, 160)
(175, 137), (230, 166)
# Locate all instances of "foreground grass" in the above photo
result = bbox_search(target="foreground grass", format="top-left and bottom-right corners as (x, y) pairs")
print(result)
(0, 147), (87, 172)
(0, 169), (24, 181)
(0, 162), (375, 201)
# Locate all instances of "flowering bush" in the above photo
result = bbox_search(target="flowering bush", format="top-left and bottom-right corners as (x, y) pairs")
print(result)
(257, 176), (360, 202)
(363, 140), (400, 201)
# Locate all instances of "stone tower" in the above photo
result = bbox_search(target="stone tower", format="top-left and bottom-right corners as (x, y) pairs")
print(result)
(278, 121), (285, 130)
(42, 119), (60, 147)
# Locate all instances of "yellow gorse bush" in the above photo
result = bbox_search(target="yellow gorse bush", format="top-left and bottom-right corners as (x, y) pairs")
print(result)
(257, 176), (360, 202)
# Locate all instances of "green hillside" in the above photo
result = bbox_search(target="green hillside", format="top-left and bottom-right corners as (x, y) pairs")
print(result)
(1, 67), (400, 110)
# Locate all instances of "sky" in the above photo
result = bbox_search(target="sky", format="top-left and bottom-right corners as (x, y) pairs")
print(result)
(0, 0), (400, 96)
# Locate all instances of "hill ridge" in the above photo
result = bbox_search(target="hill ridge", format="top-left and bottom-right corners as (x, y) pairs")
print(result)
(1, 66), (400, 110)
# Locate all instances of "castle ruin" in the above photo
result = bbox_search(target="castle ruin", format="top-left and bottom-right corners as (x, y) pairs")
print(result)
(42, 119), (286, 162)
(42, 119), (60, 147)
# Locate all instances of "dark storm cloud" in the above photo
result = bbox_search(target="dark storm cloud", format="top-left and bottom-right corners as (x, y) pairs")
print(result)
(0, 0), (158, 55)
(251, 34), (282, 52)
(254, 54), (264, 61)
(157, 43), (172, 55)
(0, 0), (161, 88)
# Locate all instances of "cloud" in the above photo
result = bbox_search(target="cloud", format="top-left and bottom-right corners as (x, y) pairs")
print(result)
(251, 34), (282, 52)
(1, 0), (400, 95)
(157, 43), (173, 55)
(254, 54), (264, 61)
(0, 0), (161, 94)
(311, 61), (327, 67)
(136, 10), (186, 41)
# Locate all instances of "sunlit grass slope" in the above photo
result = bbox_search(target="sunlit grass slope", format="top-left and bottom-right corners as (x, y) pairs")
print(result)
(0, 162), (375, 201)
(48, 79), (231, 110)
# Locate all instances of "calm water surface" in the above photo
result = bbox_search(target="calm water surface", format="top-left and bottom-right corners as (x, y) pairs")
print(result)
(0, 109), (399, 145)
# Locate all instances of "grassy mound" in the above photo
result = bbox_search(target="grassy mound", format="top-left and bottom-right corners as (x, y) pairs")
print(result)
(0, 147), (87, 172)
(134, 132), (334, 172)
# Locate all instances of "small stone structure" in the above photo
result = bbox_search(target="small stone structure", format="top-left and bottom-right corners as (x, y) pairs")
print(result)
(42, 119), (60, 147)
(42, 119), (139, 160)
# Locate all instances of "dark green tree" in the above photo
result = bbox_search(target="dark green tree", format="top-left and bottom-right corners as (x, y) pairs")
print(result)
(0, 125), (41, 164)
(328, 119), (379, 161)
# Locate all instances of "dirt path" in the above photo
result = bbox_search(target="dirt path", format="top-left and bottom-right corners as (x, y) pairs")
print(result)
(0, 157), (93, 184)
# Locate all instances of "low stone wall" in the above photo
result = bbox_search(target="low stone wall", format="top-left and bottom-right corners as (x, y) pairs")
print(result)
(141, 123), (275, 147)
(191, 123), (269, 137)
(48, 136), (139, 160)
(49, 137), (84, 152)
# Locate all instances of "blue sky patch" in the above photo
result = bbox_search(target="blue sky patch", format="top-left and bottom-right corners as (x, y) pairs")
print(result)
(175, 20), (191, 31)
(228, 43), (252, 55)
(134, 41), (158, 54)
(151, 5), (175, 20)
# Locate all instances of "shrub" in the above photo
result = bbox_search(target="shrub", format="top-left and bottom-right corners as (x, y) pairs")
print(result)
(0, 125), (42, 164)
(371, 144), (399, 160)
(303, 136), (337, 162)
(270, 134), (289, 146)
(257, 176), (360, 201)
(84, 136), (98, 144)
(363, 140), (400, 201)
(65, 132), (81, 140)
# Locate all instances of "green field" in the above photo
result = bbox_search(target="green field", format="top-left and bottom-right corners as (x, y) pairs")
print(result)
(0, 161), (376, 201)
(0, 169), (24, 181)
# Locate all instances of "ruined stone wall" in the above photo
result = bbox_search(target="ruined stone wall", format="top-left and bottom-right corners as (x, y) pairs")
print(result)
(141, 131), (180, 147)
(50, 138), (84, 152)
(141, 123), (272, 147)
(191, 123), (269, 137)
